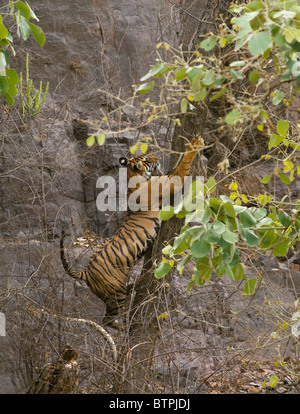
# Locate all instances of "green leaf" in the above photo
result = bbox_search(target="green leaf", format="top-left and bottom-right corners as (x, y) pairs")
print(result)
(225, 263), (235, 280)
(204, 176), (216, 194)
(278, 211), (291, 227)
(18, 15), (31, 40)
(176, 255), (190, 274)
(219, 37), (227, 48)
(158, 312), (169, 321)
(175, 68), (187, 81)
(0, 39), (9, 48)
(140, 62), (171, 81)
(209, 87), (227, 102)
(190, 238), (211, 258)
(187, 66), (204, 83)
(186, 280), (195, 293)
(268, 134), (284, 149)
(200, 209), (211, 224)
(15, 1), (32, 20)
(6, 69), (19, 85)
(213, 221), (226, 234)
(240, 210), (257, 228)
(130, 143), (139, 154)
(0, 51), (9, 68)
(224, 201), (236, 219)
(0, 22), (8, 40)
(209, 197), (222, 214)
(244, 278), (257, 295)
(215, 76), (226, 86)
(192, 88), (207, 101)
(195, 257), (213, 284)
(284, 27), (297, 44)
(245, 1), (265, 12)
(225, 109), (242, 125)
(261, 110), (268, 121)
(205, 229), (221, 244)
(9, 1), (15, 17)
(232, 263), (244, 281)
(202, 69), (215, 86)
(200, 36), (217, 51)
(0, 76), (9, 94)
(28, 22), (45, 47)
(233, 15), (252, 32)
(162, 244), (173, 255)
(233, 205), (247, 214)
(140, 142), (148, 154)
(230, 249), (240, 268)
(269, 376), (279, 388)
(180, 97), (188, 113)
(249, 13), (266, 31)
(190, 73), (203, 93)
(86, 135), (95, 146)
(15, 1), (38, 21)
(254, 208), (267, 220)
(219, 242), (233, 261)
(154, 262), (171, 279)
(249, 69), (260, 82)
(136, 81), (155, 94)
(160, 206), (175, 221)
(6, 80), (17, 98)
(97, 134), (105, 146)
(188, 227), (204, 245)
(258, 228), (278, 249)
(222, 228), (238, 244)
(27, 3), (39, 20)
(212, 254), (226, 277)
(3, 91), (14, 106)
(276, 119), (289, 137)
(261, 174), (272, 184)
(279, 172), (291, 185)
(235, 33), (251, 52)
(229, 60), (246, 67)
(173, 232), (191, 254)
(241, 228), (259, 247)
(273, 238), (290, 257)
(230, 69), (244, 80)
(272, 90), (284, 105)
(248, 32), (271, 56)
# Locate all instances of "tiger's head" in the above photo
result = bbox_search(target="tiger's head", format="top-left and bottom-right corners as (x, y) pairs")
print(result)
(119, 154), (162, 181)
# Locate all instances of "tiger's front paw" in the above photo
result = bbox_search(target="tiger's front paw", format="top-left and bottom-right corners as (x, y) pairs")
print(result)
(187, 136), (205, 152)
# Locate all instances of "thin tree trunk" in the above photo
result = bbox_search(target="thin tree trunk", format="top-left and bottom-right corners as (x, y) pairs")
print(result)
(116, 0), (236, 394)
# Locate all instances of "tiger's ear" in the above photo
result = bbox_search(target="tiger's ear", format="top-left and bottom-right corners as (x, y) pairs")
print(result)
(134, 160), (143, 170)
(119, 157), (127, 166)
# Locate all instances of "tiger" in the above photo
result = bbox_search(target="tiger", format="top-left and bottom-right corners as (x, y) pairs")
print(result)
(60, 136), (204, 328)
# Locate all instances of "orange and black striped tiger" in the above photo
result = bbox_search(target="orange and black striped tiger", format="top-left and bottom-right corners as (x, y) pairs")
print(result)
(60, 136), (204, 328)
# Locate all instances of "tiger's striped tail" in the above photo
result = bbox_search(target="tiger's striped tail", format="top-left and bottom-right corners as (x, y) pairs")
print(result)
(60, 231), (85, 280)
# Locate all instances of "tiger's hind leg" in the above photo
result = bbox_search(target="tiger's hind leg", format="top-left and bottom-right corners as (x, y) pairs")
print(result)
(103, 299), (126, 330)
(104, 283), (135, 329)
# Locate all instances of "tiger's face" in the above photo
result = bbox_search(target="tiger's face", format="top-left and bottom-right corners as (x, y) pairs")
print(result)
(119, 155), (162, 181)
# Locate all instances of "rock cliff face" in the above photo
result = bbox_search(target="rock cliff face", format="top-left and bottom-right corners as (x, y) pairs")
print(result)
(18, 0), (176, 117)
(0, 0), (177, 239)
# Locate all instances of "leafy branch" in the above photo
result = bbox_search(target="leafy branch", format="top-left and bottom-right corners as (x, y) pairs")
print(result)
(140, 0), (300, 295)
(155, 179), (300, 296)
(0, 1), (45, 105)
